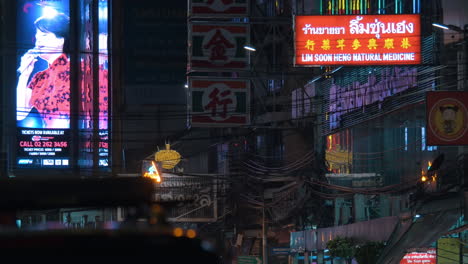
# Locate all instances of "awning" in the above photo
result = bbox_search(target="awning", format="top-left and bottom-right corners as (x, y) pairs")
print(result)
(290, 216), (399, 252)
(377, 192), (461, 264)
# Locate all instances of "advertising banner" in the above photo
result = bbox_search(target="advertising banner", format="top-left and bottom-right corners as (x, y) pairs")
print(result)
(152, 172), (218, 222)
(426, 91), (468, 146)
(189, 0), (248, 17)
(189, 23), (249, 71)
(400, 249), (436, 264)
(326, 67), (417, 131)
(15, 0), (72, 168)
(295, 14), (421, 66)
(15, 0), (109, 168)
(189, 78), (250, 127)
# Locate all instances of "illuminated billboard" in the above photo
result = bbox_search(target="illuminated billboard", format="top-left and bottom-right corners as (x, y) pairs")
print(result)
(400, 249), (436, 264)
(15, 0), (109, 168)
(16, 0), (71, 168)
(294, 14), (421, 66)
(426, 91), (468, 146)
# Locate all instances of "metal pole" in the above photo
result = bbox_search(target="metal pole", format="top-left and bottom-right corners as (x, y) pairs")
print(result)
(262, 205), (268, 264)
(70, 0), (80, 177)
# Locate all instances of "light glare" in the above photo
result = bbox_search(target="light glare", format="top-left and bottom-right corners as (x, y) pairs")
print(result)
(173, 227), (184, 237)
(186, 229), (197, 238)
(432, 23), (449, 30)
(244, 45), (256, 52)
(43, 6), (58, 18)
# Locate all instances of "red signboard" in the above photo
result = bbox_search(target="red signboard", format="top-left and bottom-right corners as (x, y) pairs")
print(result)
(400, 249), (436, 264)
(294, 14), (421, 66)
(426, 91), (468, 145)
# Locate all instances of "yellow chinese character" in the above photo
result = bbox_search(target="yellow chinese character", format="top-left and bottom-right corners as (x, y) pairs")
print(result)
(384, 38), (394, 49)
(401, 38), (411, 49)
(321, 39), (331, 50)
(352, 39), (361, 50)
(305, 39), (316, 51)
(336, 39), (345, 50)
(367, 38), (378, 49)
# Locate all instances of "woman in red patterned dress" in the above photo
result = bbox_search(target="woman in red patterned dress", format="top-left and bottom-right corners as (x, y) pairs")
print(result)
(16, 13), (70, 128)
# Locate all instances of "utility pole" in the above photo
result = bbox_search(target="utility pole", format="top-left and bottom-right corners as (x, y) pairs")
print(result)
(262, 205), (268, 264)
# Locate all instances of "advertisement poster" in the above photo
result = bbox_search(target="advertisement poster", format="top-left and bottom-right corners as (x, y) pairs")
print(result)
(189, 0), (248, 17)
(295, 14), (421, 66)
(16, 0), (71, 167)
(189, 78), (250, 127)
(426, 91), (468, 146)
(189, 23), (249, 71)
(327, 67), (417, 130)
(400, 249), (436, 264)
(15, 0), (109, 168)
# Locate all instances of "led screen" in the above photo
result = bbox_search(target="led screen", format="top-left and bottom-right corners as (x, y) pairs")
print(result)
(16, 0), (71, 167)
(295, 14), (421, 66)
(15, 0), (109, 168)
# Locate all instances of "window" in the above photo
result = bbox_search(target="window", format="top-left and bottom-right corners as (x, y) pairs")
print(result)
(404, 127), (408, 151)
(421, 127), (437, 151)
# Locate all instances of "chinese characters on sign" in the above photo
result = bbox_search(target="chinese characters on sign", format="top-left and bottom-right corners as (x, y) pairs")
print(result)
(190, 23), (249, 70)
(295, 14), (421, 66)
(189, 78), (250, 127)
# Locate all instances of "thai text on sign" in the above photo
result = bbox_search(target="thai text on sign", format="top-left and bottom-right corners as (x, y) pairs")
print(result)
(295, 14), (421, 65)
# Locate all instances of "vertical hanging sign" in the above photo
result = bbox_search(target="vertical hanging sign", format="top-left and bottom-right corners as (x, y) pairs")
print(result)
(189, 23), (249, 71)
(189, 78), (250, 127)
(189, 0), (248, 17)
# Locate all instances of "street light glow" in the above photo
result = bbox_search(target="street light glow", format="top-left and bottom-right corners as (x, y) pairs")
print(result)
(432, 23), (466, 33)
(244, 45), (256, 52)
(432, 23), (449, 30)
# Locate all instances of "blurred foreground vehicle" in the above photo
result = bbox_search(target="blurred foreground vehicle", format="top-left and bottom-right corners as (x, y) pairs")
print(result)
(0, 177), (219, 263)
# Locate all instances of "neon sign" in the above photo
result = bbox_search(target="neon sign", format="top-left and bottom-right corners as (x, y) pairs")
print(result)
(295, 14), (421, 66)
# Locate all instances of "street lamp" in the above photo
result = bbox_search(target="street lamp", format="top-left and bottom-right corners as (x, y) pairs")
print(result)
(432, 22), (468, 92)
(432, 23), (467, 34)
(244, 45), (256, 67)
(244, 45), (256, 52)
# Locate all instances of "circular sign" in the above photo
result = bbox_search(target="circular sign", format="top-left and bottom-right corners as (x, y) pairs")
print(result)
(428, 97), (468, 142)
